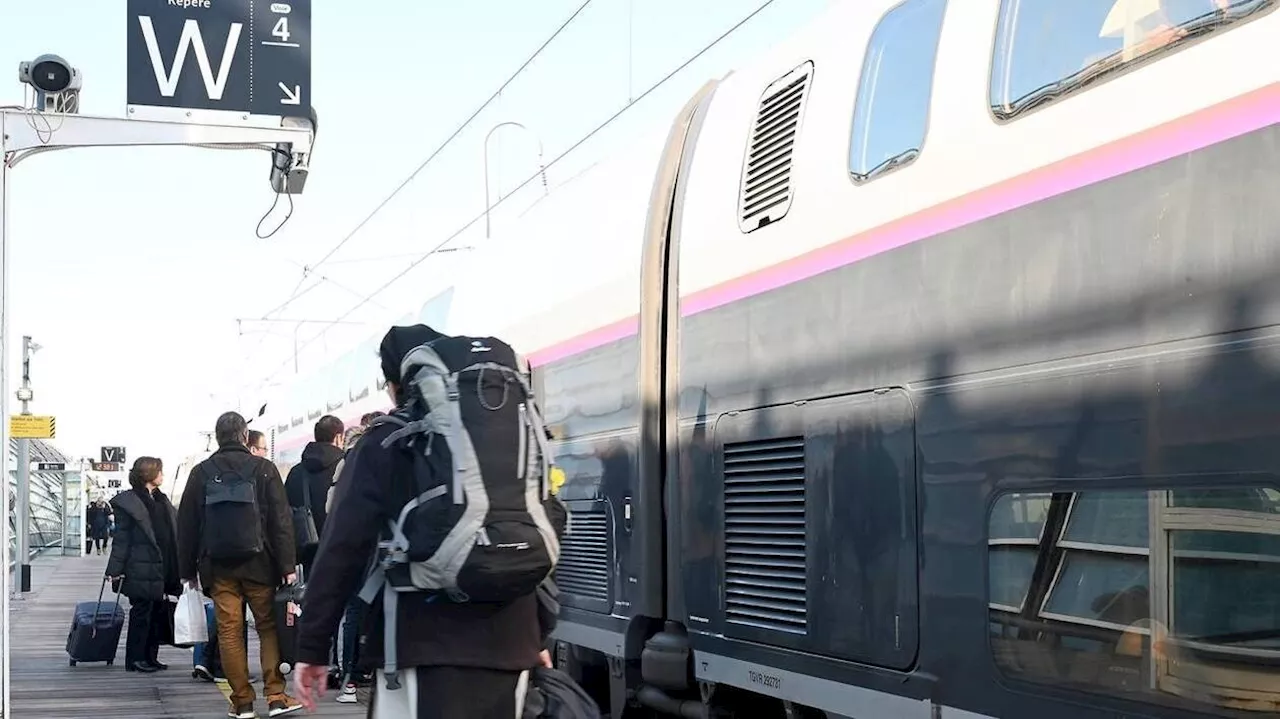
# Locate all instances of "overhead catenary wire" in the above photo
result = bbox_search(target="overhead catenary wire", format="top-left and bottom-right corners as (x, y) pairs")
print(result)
(257, 0), (596, 323)
(267, 0), (780, 383)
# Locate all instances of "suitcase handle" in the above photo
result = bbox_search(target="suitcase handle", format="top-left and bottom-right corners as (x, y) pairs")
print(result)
(92, 576), (123, 637)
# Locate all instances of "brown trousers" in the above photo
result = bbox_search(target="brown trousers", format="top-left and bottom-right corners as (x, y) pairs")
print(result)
(210, 577), (286, 707)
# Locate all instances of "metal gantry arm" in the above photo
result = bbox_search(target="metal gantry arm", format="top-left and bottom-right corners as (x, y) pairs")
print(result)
(3, 110), (314, 158)
(0, 108), (316, 719)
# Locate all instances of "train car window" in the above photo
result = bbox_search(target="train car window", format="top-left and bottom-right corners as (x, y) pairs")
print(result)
(848, 0), (947, 183)
(991, 0), (1275, 120)
(988, 485), (1280, 714)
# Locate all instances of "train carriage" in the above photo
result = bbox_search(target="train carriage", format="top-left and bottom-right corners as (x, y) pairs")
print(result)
(269, 1), (1280, 716)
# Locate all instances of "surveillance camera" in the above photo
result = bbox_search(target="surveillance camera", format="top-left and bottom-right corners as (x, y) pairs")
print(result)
(18, 54), (81, 95)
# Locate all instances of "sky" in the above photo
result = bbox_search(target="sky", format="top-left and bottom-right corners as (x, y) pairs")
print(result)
(0, 0), (832, 476)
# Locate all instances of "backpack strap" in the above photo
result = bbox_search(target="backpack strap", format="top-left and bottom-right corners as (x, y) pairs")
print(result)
(300, 464), (314, 511)
(358, 344), (563, 691)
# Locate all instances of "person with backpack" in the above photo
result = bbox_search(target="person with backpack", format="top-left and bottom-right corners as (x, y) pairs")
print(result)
(176, 411), (303, 718)
(290, 324), (567, 718)
(327, 411), (386, 704)
(284, 414), (345, 575)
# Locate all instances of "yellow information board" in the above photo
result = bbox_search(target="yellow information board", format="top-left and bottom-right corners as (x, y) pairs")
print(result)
(9, 415), (55, 439)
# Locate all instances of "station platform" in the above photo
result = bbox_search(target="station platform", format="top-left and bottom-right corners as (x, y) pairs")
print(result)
(7, 553), (366, 718)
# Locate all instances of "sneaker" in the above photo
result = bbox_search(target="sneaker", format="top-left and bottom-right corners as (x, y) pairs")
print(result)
(227, 705), (255, 719)
(336, 683), (358, 704)
(267, 696), (303, 716)
(193, 664), (214, 682)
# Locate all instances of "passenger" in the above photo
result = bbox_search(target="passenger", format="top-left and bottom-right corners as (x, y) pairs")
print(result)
(327, 410), (387, 704)
(177, 411), (302, 719)
(87, 498), (112, 555)
(284, 414), (345, 576)
(291, 325), (554, 718)
(196, 431), (267, 684)
(105, 457), (180, 673)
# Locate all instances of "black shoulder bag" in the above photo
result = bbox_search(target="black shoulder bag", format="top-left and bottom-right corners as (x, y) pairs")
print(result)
(292, 468), (320, 553)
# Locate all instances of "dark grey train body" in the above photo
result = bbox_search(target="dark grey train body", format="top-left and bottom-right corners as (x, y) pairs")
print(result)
(534, 8), (1280, 708)
(541, 110), (1280, 717)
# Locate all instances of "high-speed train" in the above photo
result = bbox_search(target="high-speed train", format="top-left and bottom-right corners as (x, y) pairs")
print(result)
(267, 0), (1280, 716)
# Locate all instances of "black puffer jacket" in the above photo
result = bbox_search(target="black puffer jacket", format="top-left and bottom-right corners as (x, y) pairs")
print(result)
(106, 488), (180, 601)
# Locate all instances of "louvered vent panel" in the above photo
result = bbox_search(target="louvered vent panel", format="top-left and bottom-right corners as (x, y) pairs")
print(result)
(555, 509), (610, 602)
(723, 436), (807, 634)
(739, 62), (813, 233)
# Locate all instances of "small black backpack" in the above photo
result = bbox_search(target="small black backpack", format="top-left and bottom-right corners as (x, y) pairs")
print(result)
(202, 457), (266, 561)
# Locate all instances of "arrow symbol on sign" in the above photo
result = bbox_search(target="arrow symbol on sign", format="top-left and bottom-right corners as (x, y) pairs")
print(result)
(279, 82), (301, 105)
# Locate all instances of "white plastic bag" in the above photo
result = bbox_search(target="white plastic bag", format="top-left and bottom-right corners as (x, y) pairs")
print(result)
(173, 585), (208, 647)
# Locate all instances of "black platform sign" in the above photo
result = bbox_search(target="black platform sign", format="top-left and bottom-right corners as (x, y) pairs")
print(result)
(35, 462), (66, 472)
(100, 446), (126, 464)
(126, 0), (311, 117)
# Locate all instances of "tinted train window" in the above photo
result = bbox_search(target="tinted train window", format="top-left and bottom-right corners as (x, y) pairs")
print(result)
(991, 0), (1275, 119)
(848, 0), (947, 182)
(988, 486), (1280, 714)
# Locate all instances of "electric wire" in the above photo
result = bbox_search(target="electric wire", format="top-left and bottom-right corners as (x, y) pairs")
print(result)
(266, 0), (780, 382)
(256, 0), (596, 322)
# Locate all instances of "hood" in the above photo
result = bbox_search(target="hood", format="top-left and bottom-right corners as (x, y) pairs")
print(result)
(301, 441), (344, 472)
(110, 490), (158, 547)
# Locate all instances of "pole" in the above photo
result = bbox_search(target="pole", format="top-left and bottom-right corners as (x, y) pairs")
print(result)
(483, 121), (548, 239)
(1, 109), (12, 719)
(14, 337), (32, 598)
(59, 467), (67, 557)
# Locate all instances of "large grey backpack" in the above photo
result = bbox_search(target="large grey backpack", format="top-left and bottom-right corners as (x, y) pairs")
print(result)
(357, 333), (562, 689)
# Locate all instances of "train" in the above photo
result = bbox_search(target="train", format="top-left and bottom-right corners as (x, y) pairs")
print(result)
(265, 0), (1280, 716)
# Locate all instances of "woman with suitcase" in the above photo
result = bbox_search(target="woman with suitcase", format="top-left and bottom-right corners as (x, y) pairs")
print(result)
(106, 456), (182, 673)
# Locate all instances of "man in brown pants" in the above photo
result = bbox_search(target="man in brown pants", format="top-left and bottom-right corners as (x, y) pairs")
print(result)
(178, 411), (303, 718)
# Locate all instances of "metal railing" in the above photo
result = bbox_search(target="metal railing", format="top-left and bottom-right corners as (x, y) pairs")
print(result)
(6, 535), (68, 571)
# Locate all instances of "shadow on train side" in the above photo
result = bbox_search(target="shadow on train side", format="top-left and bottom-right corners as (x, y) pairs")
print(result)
(541, 256), (1279, 719)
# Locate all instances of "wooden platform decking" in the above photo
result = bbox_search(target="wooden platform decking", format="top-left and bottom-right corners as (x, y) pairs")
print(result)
(7, 553), (366, 718)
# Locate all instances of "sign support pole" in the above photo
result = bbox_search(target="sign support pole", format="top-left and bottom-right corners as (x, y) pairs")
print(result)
(0, 109), (11, 719)
(13, 336), (34, 599)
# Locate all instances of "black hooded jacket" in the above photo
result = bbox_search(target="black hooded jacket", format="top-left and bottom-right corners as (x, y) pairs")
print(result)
(285, 441), (344, 542)
(106, 487), (180, 601)
(295, 420), (550, 672)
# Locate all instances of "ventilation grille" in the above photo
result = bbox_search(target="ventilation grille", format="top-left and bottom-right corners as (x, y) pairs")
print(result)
(723, 437), (807, 633)
(555, 508), (610, 602)
(739, 62), (812, 233)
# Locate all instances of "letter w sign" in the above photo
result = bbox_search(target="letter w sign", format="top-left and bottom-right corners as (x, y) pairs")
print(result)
(125, 1), (253, 114)
(138, 17), (241, 100)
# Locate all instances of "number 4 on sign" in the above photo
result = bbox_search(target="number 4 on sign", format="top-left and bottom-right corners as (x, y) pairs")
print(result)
(279, 82), (301, 105)
(273, 16), (290, 43)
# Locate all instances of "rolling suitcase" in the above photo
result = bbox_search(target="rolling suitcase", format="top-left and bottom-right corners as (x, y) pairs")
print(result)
(274, 565), (305, 675)
(67, 578), (124, 666)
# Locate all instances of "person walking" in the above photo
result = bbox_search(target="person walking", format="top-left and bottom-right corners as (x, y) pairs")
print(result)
(290, 325), (560, 718)
(177, 411), (303, 718)
(88, 499), (112, 555)
(284, 414), (345, 576)
(195, 431), (267, 685)
(326, 412), (384, 704)
(105, 457), (181, 673)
